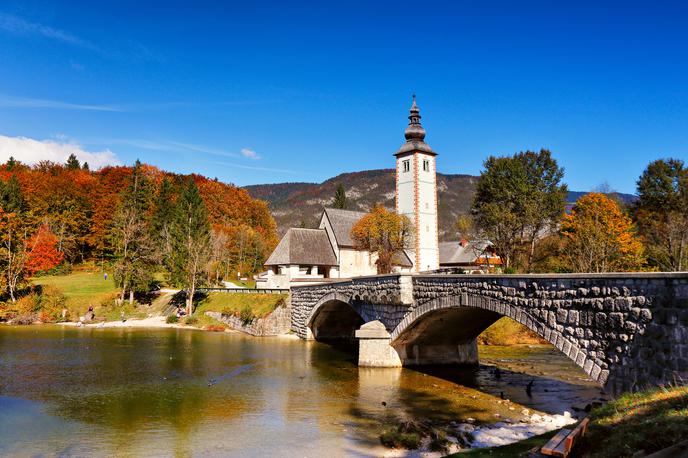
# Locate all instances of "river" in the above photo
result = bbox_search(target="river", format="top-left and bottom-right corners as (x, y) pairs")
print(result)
(0, 326), (601, 457)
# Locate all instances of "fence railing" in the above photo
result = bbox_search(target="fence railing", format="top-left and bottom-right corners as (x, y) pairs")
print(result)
(196, 287), (289, 295)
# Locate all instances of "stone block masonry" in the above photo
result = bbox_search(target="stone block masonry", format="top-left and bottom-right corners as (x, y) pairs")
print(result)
(291, 272), (688, 394)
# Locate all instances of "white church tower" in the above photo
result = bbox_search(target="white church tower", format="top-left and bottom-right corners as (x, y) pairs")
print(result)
(395, 96), (440, 272)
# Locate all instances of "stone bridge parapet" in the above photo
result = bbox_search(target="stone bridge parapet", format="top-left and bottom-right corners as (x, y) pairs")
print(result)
(291, 272), (688, 393)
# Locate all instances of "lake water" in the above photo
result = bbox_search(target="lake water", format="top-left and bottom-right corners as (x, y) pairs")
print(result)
(0, 326), (601, 457)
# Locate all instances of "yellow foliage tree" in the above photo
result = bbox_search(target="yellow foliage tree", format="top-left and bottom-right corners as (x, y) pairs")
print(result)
(560, 193), (646, 272)
(350, 205), (411, 274)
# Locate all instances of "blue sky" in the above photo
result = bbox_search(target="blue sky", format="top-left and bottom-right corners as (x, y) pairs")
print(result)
(0, 1), (686, 193)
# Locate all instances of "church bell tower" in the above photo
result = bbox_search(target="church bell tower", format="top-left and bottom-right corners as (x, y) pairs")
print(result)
(394, 96), (440, 272)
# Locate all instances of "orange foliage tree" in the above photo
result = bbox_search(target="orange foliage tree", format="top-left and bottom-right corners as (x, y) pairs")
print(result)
(560, 193), (646, 272)
(350, 205), (411, 274)
(26, 225), (64, 275)
(0, 158), (279, 282)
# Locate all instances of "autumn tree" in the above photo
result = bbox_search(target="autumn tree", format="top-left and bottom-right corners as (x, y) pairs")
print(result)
(169, 178), (212, 314)
(635, 159), (688, 271)
(471, 149), (567, 271)
(25, 225), (64, 275)
(110, 161), (157, 304)
(350, 205), (411, 274)
(332, 183), (348, 209)
(561, 193), (645, 272)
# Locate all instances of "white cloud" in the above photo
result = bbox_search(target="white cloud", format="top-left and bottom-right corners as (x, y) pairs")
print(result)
(0, 135), (121, 169)
(240, 148), (260, 160)
(0, 12), (99, 52)
(0, 94), (122, 112)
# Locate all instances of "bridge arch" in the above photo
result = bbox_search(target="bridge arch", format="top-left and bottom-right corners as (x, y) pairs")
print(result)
(390, 294), (595, 383)
(306, 292), (364, 343)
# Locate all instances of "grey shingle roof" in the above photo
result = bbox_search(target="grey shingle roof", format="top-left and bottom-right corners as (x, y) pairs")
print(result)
(322, 207), (367, 248)
(265, 228), (337, 266)
(439, 241), (491, 265)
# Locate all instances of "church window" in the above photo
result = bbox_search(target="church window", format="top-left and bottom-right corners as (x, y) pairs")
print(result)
(423, 159), (430, 171)
(402, 160), (410, 172)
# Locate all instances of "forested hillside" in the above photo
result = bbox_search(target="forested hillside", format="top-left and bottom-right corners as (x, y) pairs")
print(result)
(244, 169), (636, 239)
(0, 156), (278, 310)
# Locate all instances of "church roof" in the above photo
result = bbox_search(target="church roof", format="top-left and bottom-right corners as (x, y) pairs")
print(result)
(265, 228), (337, 266)
(322, 207), (367, 248)
(439, 240), (492, 265)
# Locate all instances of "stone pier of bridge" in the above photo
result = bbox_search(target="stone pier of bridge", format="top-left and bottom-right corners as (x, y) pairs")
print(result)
(290, 272), (688, 394)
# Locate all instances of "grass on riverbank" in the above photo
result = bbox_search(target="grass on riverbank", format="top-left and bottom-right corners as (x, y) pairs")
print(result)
(33, 267), (119, 315)
(477, 317), (547, 345)
(574, 385), (688, 457)
(187, 292), (287, 329)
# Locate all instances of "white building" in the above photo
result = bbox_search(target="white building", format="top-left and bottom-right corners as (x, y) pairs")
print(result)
(257, 208), (413, 289)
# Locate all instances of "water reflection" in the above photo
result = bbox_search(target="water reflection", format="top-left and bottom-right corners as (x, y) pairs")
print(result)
(0, 326), (600, 457)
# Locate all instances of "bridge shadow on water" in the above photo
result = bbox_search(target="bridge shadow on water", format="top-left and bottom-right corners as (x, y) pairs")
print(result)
(407, 357), (605, 416)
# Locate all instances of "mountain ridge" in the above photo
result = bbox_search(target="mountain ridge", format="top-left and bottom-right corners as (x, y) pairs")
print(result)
(244, 169), (636, 240)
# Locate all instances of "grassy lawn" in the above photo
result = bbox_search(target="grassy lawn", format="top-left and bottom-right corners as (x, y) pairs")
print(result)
(574, 385), (688, 457)
(33, 269), (119, 316)
(226, 278), (257, 289)
(195, 292), (286, 318)
(188, 292), (286, 329)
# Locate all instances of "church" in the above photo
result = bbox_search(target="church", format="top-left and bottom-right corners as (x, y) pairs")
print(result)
(256, 97), (500, 289)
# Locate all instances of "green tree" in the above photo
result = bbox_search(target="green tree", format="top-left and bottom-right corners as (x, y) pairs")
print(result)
(110, 161), (157, 304)
(332, 183), (348, 209)
(5, 156), (18, 171)
(169, 178), (211, 314)
(0, 175), (25, 214)
(65, 153), (81, 170)
(471, 149), (567, 271)
(151, 177), (176, 269)
(82, 162), (90, 171)
(635, 158), (688, 271)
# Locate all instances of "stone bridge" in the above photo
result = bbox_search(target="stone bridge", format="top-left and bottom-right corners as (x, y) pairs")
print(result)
(290, 273), (688, 394)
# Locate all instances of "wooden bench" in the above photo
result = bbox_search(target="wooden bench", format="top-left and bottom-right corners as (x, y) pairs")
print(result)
(541, 418), (590, 457)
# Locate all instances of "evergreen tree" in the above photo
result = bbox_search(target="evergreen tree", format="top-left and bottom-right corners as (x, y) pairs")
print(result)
(65, 154), (81, 170)
(82, 162), (90, 171)
(5, 156), (18, 171)
(332, 183), (348, 209)
(151, 177), (176, 268)
(0, 175), (25, 214)
(169, 178), (211, 314)
(110, 161), (156, 304)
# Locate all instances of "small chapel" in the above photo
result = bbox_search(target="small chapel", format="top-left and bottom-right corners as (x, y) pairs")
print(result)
(256, 97), (499, 289)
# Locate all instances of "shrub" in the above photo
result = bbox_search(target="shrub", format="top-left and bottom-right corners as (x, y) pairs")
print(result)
(239, 304), (254, 324)
(184, 316), (198, 326)
(166, 315), (179, 324)
(380, 429), (421, 449)
(206, 324), (227, 332)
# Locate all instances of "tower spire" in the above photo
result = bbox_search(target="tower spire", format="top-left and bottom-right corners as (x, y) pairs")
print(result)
(395, 95), (435, 156)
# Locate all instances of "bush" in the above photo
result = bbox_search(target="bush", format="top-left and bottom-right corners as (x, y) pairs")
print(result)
(205, 324), (226, 332)
(166, 315), (179, 324)
(380, 430), (421, 450)
(239, 304), (254, 324)
(184, 316), (198, 326)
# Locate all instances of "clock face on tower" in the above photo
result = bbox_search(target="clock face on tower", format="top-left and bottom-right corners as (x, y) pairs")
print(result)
(394, 97), (439, 273)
